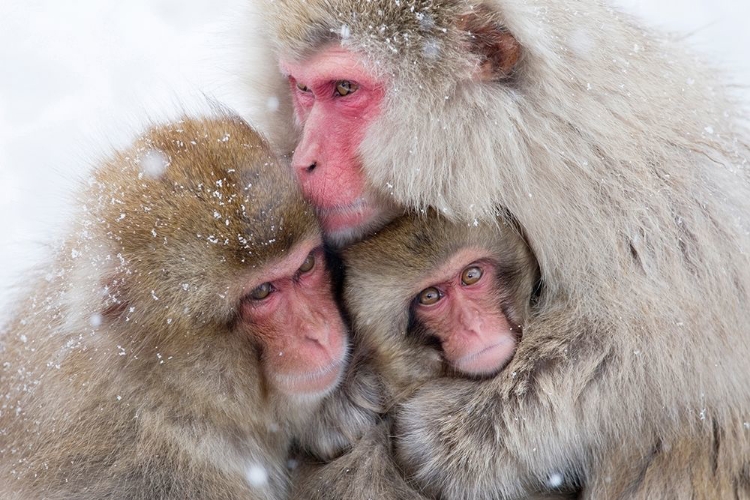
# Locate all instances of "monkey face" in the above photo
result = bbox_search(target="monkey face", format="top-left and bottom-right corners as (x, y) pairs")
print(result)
(239, 239), (349, 398)
(84, 116), (350, 404)
(342, 212), (537, 387)
(411, 248), (519, 377)
(280, 47), (401, 245)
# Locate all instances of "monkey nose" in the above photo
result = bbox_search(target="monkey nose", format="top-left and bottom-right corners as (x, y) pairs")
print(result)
(458, 308), (484, 332)
(292, 160), (317, 181)
(301, 321), (331, 345)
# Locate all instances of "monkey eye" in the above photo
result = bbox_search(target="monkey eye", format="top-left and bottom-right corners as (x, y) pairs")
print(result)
(295, 81), (310, 92)
(298, 252), (315, 273)
(249, 282), (273, 300)
(461, 265), (483, 286)
(335, 80), (358, 97)
(418, 287), (442, 306)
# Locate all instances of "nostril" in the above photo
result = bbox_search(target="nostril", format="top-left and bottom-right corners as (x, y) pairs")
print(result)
(306, 162), (316, 173)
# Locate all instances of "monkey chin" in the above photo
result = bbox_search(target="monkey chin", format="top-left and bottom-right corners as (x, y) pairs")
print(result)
(272, 357), (347, 402)
(320, 196), (402, 248)
(452, 335), (517, 378)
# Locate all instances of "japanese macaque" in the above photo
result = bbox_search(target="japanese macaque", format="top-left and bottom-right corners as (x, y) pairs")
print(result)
(0, 115), (351, 499)
(293, 213), (566, 500)
(242, 0), (750, 497)
(345, 212), (538, 390)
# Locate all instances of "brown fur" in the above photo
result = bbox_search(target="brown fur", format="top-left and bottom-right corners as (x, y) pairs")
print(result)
(291, 420), (430, 500)
(292, 349), (386, 462)
(0, 115), (326, 499)
(292, 212), (543, 498)
(242, 0), (750, 497)
(343, 212), (538, 398)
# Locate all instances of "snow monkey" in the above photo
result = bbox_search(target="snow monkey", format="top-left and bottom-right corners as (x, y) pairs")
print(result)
(344, 212), (539, 389)
(0, 115), (353, 500)
(292, 212), (572, 500)
(242, 0), (750, 497)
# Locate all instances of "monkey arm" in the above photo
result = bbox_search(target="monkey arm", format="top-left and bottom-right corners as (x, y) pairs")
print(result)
(394, 292), (750, 500)
(582, 430), (750, 500)
(393, 379), (575, 499)
(392, 313), (651, 500)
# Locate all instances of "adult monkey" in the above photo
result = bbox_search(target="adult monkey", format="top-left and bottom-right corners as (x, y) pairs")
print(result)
(0, 115), (352, 499)
(242, 0), (750, 498)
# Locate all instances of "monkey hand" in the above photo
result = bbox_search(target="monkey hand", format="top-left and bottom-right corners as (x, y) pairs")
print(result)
(291, 419), (429, 500)
(297, 361), (386, 461)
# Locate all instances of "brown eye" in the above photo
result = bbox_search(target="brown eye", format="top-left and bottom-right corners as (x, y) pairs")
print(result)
(461, 265), (483, 285)
(299, 252), (315, 273)
(250, 282), (273, 300)
(296, 81), (310, 92)
(418, 287), (442, 306)
(335, 80), (358, 96)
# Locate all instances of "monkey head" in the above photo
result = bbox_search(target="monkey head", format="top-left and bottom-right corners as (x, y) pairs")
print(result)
(79, 115), (349, 402)
(250, 0), (521, 245)
(342, 212), (538, 389)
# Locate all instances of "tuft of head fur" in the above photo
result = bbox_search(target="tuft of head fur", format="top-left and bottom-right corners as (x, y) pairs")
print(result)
(81, 114), (317, 337)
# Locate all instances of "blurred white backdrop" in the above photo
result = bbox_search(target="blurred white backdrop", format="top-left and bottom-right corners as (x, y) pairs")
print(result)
(1, 0), (749, 320)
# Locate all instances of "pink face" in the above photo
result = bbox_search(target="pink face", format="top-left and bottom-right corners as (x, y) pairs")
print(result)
(280, 48), (395, 245)
(413, 249), (519, 377)
(239, 239), (348, 397)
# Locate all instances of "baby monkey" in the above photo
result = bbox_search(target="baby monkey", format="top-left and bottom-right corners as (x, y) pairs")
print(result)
(290, 212), (541, 499)
(0, 115), (350, 499)
(345, 211), (539, 392)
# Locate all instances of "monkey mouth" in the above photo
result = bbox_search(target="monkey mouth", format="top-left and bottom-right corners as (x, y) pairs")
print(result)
(316, 196), (400, 246)
(273, 357), (346, 397)
(454, 337), (517, 377)
(316, 199), (386, 245)
(316, 198), (376, 231)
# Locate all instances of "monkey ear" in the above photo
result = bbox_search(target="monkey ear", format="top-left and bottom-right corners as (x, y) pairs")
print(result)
(458, 6), (521, 81)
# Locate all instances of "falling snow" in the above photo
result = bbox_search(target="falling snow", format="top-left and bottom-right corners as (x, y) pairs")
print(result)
(89, 314), (103, 328)
(0, 2), (748, 326)
(266, 96), (280, 112)
(548, 473), (564, 488)
(139, 149), (171, 179)
(245, 464), (269, 488)
(423, 39), (440, 58)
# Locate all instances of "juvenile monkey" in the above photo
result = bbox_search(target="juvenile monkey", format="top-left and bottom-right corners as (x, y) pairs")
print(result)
(243, 0), (750, 497)
(0, 115), (351, 499)
(345, 212), (538, 391)
(292, 212), (544, 499)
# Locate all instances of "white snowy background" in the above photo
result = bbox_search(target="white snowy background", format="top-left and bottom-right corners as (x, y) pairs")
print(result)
(0, 0), (749, 321)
